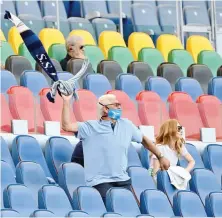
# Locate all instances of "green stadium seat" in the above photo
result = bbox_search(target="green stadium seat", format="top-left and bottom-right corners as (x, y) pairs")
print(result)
(0, 41), (14, 67)
(198, 51), (222, 77)
(48, 44), (67, 62)
(84, 45), (104, 72)
(138, 48), (164, 76)
(1, 18), (13, 40)
(168, 49), (194, 76)
(108, 46), (134, 73)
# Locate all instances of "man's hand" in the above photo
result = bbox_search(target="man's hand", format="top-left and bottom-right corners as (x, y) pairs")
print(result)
(159, 157), (170, 171)
(61, 94), (73, 102)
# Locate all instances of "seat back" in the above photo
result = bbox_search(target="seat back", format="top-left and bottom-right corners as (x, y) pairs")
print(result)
(208, 77), (222, 102)
(30, 209), (55, 217)
(0, 42), (14, 69)
(127, 145), (142, 168)
(205, 192), (222, 217)
(67, 211), (89, 217)
(8, 27), (24, 54)
(69, 30), (96, 46)
(1, 209), (20, 217)
(48, 44), (66, 62)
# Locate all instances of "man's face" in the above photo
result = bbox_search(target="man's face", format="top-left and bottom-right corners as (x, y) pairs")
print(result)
(104, 100), (121, 114)
(69, 40), (85, 58)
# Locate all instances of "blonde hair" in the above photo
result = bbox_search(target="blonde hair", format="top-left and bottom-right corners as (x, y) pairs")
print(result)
(156, 119), (185, 155)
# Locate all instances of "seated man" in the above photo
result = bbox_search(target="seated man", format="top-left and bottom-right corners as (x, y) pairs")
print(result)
(60, 35), (85, 71)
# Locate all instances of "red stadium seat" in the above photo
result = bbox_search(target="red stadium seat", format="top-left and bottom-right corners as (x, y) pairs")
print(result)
(106, 90), (141, 126)
(73, 89), (97, 121)
(7, 86), (44, 133)
(136, 91), (169, 135)
(197, 95), (222, 140)
(39, 88), (76, 135)
(168, 92), (204, 140)
(0, 94), (12, 132)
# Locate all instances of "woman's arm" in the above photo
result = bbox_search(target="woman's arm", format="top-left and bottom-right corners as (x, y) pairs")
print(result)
(152, 158), (161, 176)
(184, 153), (195, 172)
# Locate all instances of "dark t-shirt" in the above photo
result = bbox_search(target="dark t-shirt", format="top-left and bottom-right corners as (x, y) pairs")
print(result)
(71, 141), (84, 167)
(60, 54), (72, 71)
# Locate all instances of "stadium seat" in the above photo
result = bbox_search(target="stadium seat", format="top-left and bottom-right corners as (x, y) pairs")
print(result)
(45, 136), (75, 182)
(168, 92), (204, 140)
(208, 77), (222, 102)
(0, 94), (12, 133)
(197, 95), (222, 140)
(0, 29), (6, 41)
(107, 90), (141, 126)
(83, 74), (112, 98)
(115, 74), (143, 100)
(128, 32), (155, 60)
(73, 89), (97, 121)
(12, 135), (52, 178)
(7, 86), (44, 133)
(128, 166), (156, 201)
(16, 161), (50, 202)
(168, 49), (194, 75)
(30, 209), (55, 217)
(175, 77), (203, 101)
(106, 188), (141, 216)
(0, 70), (17, 93)
(190, 168), (221, 205)
(97, 60), (123, 88)
(107, 0), (131, 17)
(73, 187), (107, 216)
(138, 48), (164, 76)
(1, 161), (16, 208)
(20, 70), (49, 96)
(48, 44), (66, 62)
(205, 192), (222, 217)
(99, 31), (126, 58)
(57, 72), (74, 81)
(3, 184), (37, 217)
(84, 45), (105, 72)
(145, 76), (172, 102)
(67, 211), (89, 217)
(69, 30), (96, 45)
(39, 28), (65, 53)
(108, 46), (134, 73)
(140, 189), (175, 217)
(1, 1), (16, 16)
(8, 27), (23, 54)
(1, 209), (20, 217)
(202, 144), (222, 183)
(0, 42), (14, 68)
(128, 144), (142, 168)
(186, 36), (214, 62)
(1, 137), (15, 172)
(139, 146), (150, 169)
(102, 212), (122, 217)
(187, 64), (213, 94)
(136, 91), (169, 135)
(198, 51), (222, 77)
(40, 88), (76, 135)
(127, 62), (154, 86)
(173, 190), (207, 217)
(5, 56), (33, 81)
(18, 43), (36, 68)
(38, 185), (73, 217)
(58, 163), (85, 202)
(1, 18), (13, 41)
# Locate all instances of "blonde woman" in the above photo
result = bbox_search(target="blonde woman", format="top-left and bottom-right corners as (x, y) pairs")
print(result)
(150, 119), (195, 178)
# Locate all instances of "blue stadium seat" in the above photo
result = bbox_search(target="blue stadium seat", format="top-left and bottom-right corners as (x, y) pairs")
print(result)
(140, 189), (175, 217)
(73, 187), (107, 216)
(102, 212), (122, 217)
(173, 190), (207, 217)
(30, 209), (55, 217)
(12, 135), (53, 179)
(57, 72), (73, 81)
(16, 161), (51, 202)
(205, 192), (222, 217)
(67, 211), (89, 217)
(58, 163), (85, 202)
(3, 184), (37, 217)
(1, 161), (16, 208)
(127, 144), (142, 168)
(20, 70), (49, 96)
(139, 146), (150, 169)
(178, 143), (205, 169)
(0, 70), (17, 93)
(116, 74), (143, 100)
(1, 1), (16, 15)
(1, 209), (20, 217)
(175, 77), (204, 101)
(83, 74), (112, 98)
(202, 144), (222, 183)
(128, 166), (156, 201)
(45, 136), (75, 182)
(190, 169), (221, 205)
(107, 0), (132, 18)
(208, 77), (222, 102)
(145, 76), (172, 102)
(38, 185), (73, 217)
(157, 170), (189, 205)
(1, 137), (15, 172)
(106, 188), (141, 216)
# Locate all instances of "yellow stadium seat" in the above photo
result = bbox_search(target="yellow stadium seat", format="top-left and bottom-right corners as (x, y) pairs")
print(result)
(186, 35), (214, 63)
(39, 28), (65, 53)
(99, 31), (126, 58)
(0, 29), (6, 41)
(8, 27), (23, 54)
(69, 30), (96, 46)
(156, 34), (183, 61)
(128, 32), (155, 60)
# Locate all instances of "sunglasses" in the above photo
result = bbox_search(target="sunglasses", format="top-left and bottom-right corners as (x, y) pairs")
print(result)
(79, 45), (85, 50)
(106, 103), (121, 107)
(177, 126), (183, 132)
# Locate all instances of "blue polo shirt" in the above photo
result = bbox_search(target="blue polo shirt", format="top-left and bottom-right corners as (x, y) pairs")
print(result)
(77, 118), (143, 186)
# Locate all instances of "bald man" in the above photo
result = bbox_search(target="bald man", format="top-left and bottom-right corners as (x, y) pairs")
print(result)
(62, 93), (170, 202)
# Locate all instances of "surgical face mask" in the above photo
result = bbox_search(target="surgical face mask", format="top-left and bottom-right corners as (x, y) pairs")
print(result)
(108, 108), (122, 120)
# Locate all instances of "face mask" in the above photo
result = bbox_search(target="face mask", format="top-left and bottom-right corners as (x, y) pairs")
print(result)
(108, 109), (122, 120)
